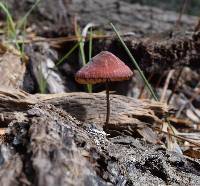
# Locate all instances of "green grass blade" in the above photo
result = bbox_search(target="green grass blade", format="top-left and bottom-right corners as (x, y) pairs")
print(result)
(17, 0), (41, 30)
(38, 66), (47, 93)
(75, 25), (90, 92)
(0, 2), (23, 56)
(110, 23), (158, 101)
(0, 2), (15, 35)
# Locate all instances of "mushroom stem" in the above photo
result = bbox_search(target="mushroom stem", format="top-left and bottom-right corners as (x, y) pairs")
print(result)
(105, 80), (110, 124)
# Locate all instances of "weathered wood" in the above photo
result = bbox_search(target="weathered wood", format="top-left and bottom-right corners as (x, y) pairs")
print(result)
(0, 47), (26, 89)
(0, 104), (109, 186)
(0, 89), (199, 185)
(23, 31), (200, 75)
(0, 88), (170, 128)
(25, 43), (66, 93)
(0, 146), (23, 186)
(39, 92), (169, 128)
(27, 105), (103, 186)
(0, 87), (35, 112)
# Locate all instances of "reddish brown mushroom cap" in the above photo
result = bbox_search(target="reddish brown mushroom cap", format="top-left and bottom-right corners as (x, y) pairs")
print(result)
(75, 51), (133, 84)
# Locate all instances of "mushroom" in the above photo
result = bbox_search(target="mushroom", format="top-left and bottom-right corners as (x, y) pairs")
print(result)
(75, 51), (133, 124)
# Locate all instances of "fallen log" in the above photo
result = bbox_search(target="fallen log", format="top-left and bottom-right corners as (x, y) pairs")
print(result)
(0, 87), (169, 127)
(0, 88), (199, 185)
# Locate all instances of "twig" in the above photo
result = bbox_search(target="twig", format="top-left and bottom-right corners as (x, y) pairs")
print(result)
(176, 84), (200, 118)
(167, 67), (184, 104)
(81, 23), (98, 46)
(160, 70), (174, 103)
(138, 72), (154, 99)
(13, 33), (136, 45)
(155, 127), (200, 148)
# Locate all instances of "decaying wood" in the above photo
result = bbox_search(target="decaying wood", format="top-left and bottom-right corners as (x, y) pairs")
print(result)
(27, 106), (100, 186)
(39, 92), (170, 130)
(25, 43), (66, 93)
(105, 31), (200, 73)
(0, 146), (23, 186)
(0, 87), (35, 112)
(0, 88), (199, 185)
(0, 87), (170, 128)
(0, 104), (109, 186)
(0, 48), (26, 89)
(0, 156), (23, 186)
(1, 1), (200, 185)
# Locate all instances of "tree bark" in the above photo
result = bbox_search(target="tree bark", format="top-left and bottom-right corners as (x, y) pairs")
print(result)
(0, 88), (199, 185)
(0, 87), (169, 127)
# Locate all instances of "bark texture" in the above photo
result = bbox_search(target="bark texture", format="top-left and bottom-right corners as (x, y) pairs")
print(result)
(0, 88), (199, 185)
(0, 88), (169, 126)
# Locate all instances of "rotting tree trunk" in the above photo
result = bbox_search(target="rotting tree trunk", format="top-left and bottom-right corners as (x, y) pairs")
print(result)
(0, 87), (170, 127)
(0, 88), (200, 185)
(27, 107), (98, 186)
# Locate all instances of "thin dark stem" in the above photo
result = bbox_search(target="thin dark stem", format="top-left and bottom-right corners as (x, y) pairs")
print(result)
(105, 80), (110, 124)
(167, 67), (183, 104)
